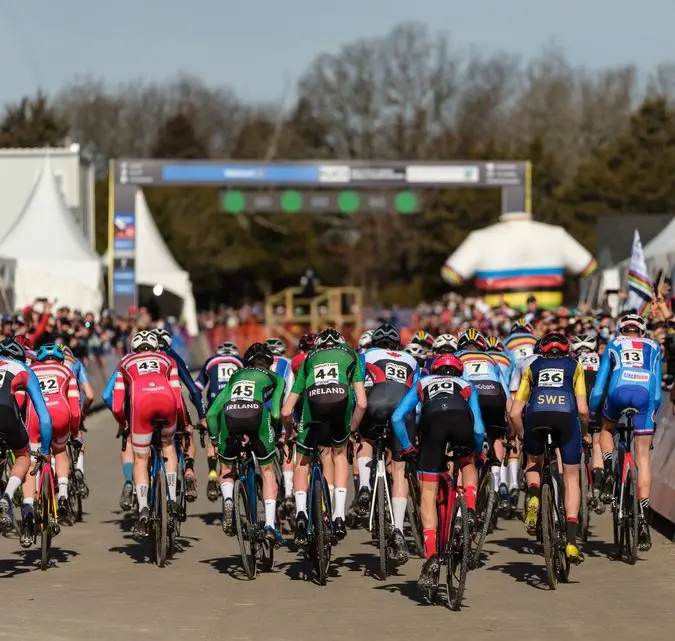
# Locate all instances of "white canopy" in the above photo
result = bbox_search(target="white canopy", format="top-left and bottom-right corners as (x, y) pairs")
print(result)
(104, 191), (199, 336)
(0, 157), (102, 312)
(642, 217), (675, 272)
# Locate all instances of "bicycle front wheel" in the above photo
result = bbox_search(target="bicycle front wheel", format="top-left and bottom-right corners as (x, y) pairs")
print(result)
(541, 484), (558, 589)
(152, 471), (168, 568)
(579, 455), (590, 542)
(625, 466), (639, 565)
(472, 471), (496, 568)
(234, 479), (256, 579)
(446, 494), (469, 611)
(310, 474), (331, 585)
(406, 475), (424, 558)
(40, 477), (53, 571)
(376, 475), (389, 580)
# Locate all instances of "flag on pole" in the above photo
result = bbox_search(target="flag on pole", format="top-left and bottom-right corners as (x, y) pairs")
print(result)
(625, 230), (652, 312)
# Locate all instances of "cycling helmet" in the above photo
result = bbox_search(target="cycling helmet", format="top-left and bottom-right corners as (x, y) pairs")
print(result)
(457, 328), (488, 352)
(618, 313), (647, 336)
(431, 353), (464, 376)
(153, 328), (172, 349)
(243, 342), (274, 368)
(358, 330), (374, 350)
(510, 319), (535, 335)
(315, 328), (345, 348)
(538, 332), (570, 356)
(62, 345), (74, 359)
(404, 342), (428, 364)
(0, 338), (25, 362)
(431, 334), (457, 354)
(298, 333), (316, 353)
(570, 332), (597, 353)
(35, 343), (65, 363)
(13, 335), (33, 350)
(486, 336), (506, 352)
(371, 323), (401, 349)
(216, 341), (240, 356)
(264, 337), (286, 356)
(131, 330), (158, 353)
(411, 330), (434, 348)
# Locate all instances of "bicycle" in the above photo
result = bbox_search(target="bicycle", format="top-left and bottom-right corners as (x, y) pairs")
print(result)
(30, 451), (58, 571)
(169, 428), (190, 558)
(611, 408), (640, 565)
(534, 425), (571, 590)
(472, 436), (497, 567)
(405, 460), (424, 558)
(579, 438), (593, 542)
(66, 439), (85, 525)
(230, 434), (276, 580)
(0, 435), (21, 534)
(421, 446), (471, 611)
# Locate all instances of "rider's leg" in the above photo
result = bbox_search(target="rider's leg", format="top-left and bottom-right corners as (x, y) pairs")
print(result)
(161, 434), (178, 502)
(281, 438), (294, 499)
(635, 434), (654, 519)
(331, 445), (349, 521)
(591, 430), (604, 492)
(391, 460), (408, 532)
(599, 418), (617, 499)
(459, 459), (478, 513)
(321, 447), (334, 504)
(293, 453), (311, 517)
(492, 437), (506, 492)
(260, 461), (279, 528)
(507, 438), (521, 495)
(562, 463), (581, 545)
(133, 451), (150, 513)
(419, 479), (439, 559)
(53, 449), (70, 502)
(524, 453), (543, 533)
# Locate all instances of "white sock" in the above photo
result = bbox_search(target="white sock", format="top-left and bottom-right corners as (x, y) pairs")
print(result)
(264, 499), (276, 528)
(166, 472), (177, 501)
(500, 462), (509, 487)
(491, 465), (501, 492)
(23, 497), (34, 508)
(4, 476), (21, 499)
(508, 459), (520, 490)
(283, 470), (294, 497)
(357, 457), (372, 489)
(220, 482), (234, 502)
(392, 496), (407, 532)
(329, 485), (335, 506)
(58, 477), (69, 499)
(333, 487), (347, 520)
(295, 490), (307, 516)
(137, 484), (149, 511)
(76, 452), (85, 474)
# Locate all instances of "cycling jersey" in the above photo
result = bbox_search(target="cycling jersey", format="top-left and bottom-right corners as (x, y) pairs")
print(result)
(576, 350), (601, 429)
(163, 346), (206, 420)
(589, 336), (662, 435)
(271, 355), (294, 404)
(504, 333), (537, 366)
(26, 361), (80, 451)
(109, 351), (187, 455)
(0, 358), (52, 455)
(292, 344), (363, 453)
(195, 354), (243, 408)
(510, 353), (539, 395)
(488, 350), (514, 385)
(206, 367), (284, 465)
(64, 352), (90, 388)
(516, 356), (586, 464)
(291, 352), (307, 376)
(458, 350), (510, 428)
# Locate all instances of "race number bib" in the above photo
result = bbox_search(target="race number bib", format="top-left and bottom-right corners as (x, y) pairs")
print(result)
(466, 361), (489, 378)
(515, 345), (533, 359)
(621, 350), (644, 367)
(217, 363), (239, 382)
(385, 362), (407, 383)
(578, 354), (600, 370)
(428, 380), (457, 398)
(314, 363), (339, 385)
(537, 368), (564, 387)
(137, 359), (160, 374)
(39, 376), (59, 395)
(0, 370), (6, 388)
(231, 380), (255, 401)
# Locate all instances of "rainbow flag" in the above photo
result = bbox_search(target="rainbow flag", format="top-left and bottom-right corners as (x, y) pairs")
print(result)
(625, 230), (652, 311)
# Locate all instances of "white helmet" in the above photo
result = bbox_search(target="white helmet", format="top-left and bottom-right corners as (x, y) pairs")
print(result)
(131, 330), (158, 353)
(618, 313), (646, 336)
(153, 328), (172, 349)
(404, 342), (428, 362)
(571, 332), (597, 353)
(432, 334), (458, 354)
(216, 341), (240, 356)
(264, 337), (286, 356)
(358, 330), (374, 350)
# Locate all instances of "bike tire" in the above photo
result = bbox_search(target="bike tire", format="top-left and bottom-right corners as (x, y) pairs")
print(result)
(376, 475), (388, 580)
(153, 471), (168, 568)
(541, 484), (558, 589)
(625, 467), (639, 565)
(579, 454), (590, 542)
(256, 475), (275, 573)
(472, 471), (495, 568)
(234, 479), (256, 579)
(446, 494), (469, 611)
(311, 474), (330, 585)
(406, 476), (424, 558)
(40, 478), (52, 571)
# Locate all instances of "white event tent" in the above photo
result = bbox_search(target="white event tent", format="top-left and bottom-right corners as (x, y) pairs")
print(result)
(642, 217), (675, 273)
(0, 157), (102, 312)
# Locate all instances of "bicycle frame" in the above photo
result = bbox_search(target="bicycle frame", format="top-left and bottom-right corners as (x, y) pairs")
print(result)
(368, 426), (394, 533)
(437, 454), (464, 557)
(306, 448), (332, 539)
(148, 433), (168, 512)
(537, 430), (565, 536)
(35, 457), (58, 525)
(234, 448), (259, 524)
(615, 415), (636, 523)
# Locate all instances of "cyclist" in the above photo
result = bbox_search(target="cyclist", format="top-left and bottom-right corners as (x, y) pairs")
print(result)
(589, 313), (662, 551)
(486, 336), (513, 382)
(23, 344), (81, 525)
(265, 337), (294, 399)
(571, 332), (604, 509)
(431, 334), (458, 356)
(155, 328), (205, 503)
(392, 354), (484, 589)
(195, 342), (243, 502)
(404, 342), (430, 375)
(411, 330), (434, 352)
(291, 333), (316, 375)
(0, 339), (52, 532)
(206, 342), (285, 547)
(509, 332), (589, 564)
(281, 328), (367, 544)
(456, 329), (511, 508)
(358, 330), (374, 354)
(356, 323), (420, 563)
(108, 331), (187, 540)
(504, 319), (537, 366)
(13, 335), (37, 365)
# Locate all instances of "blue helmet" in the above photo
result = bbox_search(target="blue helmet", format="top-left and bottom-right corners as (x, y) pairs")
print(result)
(35, 343), (65, 363)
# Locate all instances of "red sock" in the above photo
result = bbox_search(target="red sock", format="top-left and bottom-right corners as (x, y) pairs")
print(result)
(464, 484), (477, 511)
(423, 528), (437, 559)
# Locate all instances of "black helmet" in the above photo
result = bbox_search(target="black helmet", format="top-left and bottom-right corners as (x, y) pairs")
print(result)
(0, 338), (26, 362)
(371, 323), (401, 349)
(243, 342), (274, 368)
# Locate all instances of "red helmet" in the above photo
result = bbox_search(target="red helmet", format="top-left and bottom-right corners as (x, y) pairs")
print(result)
(431, 353), (464, 375)
(298, 332), (316, 353)
(13, 334), (33, 350)
(538, 332), (570, 356)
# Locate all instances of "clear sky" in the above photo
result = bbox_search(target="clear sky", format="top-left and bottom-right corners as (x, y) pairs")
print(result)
(1, 0), (673, 106)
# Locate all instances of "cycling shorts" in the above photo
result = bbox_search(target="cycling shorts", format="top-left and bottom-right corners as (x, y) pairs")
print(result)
(0, 405), (29, 456)
(296, 395), (353, 454)
(603, 384), (655, 435)
(129, 387), (178, 455)
(28, 403), (72, 452)
(524, 410), (581, 465)
(218, 403), (275, 465)
(474, 381), (506, 429)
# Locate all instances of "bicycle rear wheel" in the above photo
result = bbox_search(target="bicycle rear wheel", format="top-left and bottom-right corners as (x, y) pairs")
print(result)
(310, 474), (331, 585)
(406, 475), (424, 558)
(579, 455), (590, 542)
(256, 475), (275, 572)
(376, 475), (390, 580)
(541, 484), (557, 589)
(472, 471), (495, 568)
(446, 494), (469, 611)
(625, 467), (639, 565)
(234, 479), (256, 579)
(40, 478), (53, 571)
(152, 471), (168, 568)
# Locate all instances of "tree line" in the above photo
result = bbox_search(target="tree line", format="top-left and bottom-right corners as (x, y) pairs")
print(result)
(2, 22), (675, 308)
